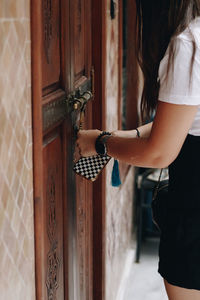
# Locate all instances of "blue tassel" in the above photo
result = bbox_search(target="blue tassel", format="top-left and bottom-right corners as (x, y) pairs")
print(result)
(111, 159), (121, 187)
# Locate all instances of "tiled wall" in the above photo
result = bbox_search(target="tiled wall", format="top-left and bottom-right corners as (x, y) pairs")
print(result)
(0, 1), (35, 299)
(105, 1), (135, 300)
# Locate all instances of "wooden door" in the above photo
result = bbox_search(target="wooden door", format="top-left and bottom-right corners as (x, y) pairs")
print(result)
(31, 0), (93, 299)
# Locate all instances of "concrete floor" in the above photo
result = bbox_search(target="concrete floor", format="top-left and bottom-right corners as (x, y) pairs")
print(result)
(123, 238), (168, 300)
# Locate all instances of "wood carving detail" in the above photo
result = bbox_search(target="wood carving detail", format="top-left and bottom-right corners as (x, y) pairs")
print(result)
(77, 197), (86, 292)
(44, 0), (53, 63)
(46, 171), (60, 300)
(43, 98), (67, 132)
(75, 0), (83, 62)
(46, 245), (60, 300)
(47, 172), (56, 244)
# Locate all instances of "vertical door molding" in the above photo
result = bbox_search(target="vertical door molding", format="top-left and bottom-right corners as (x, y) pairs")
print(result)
(92, 1), (107, 299)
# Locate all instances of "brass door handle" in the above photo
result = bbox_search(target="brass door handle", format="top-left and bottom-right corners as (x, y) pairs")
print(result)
(69, 91), (93, 111)
(68, 90), (93, 131)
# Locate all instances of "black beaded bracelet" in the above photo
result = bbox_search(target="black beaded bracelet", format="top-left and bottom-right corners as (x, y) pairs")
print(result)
(96, 131), (111, 141)
(95, 131), (112, 156)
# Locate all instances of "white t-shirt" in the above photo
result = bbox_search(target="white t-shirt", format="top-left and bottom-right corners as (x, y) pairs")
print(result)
(158, 17), (200, 136)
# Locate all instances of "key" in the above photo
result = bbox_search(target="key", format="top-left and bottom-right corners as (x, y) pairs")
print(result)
(79, 106), (86, 130)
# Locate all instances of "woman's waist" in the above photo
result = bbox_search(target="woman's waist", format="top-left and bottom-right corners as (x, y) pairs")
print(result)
(187, 133), (200, 141)
(169, 134), (200, 179)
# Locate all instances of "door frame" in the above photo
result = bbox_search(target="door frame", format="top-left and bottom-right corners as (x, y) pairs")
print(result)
(92, 1), (126, 299)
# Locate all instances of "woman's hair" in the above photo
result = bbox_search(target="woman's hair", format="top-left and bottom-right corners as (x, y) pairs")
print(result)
(135, 0), (200, 120)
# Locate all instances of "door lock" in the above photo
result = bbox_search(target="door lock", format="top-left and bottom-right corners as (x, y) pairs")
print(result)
(73, 91), (93, 111)
(67, 90), (93, 130)
(68, 91), (93, 112)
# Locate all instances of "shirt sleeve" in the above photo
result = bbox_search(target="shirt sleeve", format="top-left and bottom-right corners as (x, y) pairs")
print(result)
(158, 37), (200, 106)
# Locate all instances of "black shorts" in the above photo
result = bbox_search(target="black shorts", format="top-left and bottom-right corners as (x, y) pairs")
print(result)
(158, 134), (200, 290)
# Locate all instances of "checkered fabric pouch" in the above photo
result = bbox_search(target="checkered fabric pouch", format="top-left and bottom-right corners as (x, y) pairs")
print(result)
(73, 155), (111, 181)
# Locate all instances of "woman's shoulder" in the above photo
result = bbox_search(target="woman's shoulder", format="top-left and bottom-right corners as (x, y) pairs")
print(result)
(177, 17), (200, 49)
(158, 17), (200, 107)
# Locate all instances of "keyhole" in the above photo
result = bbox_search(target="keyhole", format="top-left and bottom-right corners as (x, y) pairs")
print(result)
(110, 0), (116, 20)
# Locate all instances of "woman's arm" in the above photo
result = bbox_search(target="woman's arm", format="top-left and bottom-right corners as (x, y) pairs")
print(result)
(112, 122), (153, 139)
(76, 101), (198, 168)
(106, 102), (198, 168)
(75, 123), (152, 161)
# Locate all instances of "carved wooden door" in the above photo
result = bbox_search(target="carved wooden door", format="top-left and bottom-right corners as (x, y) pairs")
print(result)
(32, 0), (93, 299)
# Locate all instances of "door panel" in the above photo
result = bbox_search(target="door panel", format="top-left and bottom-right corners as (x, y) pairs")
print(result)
(71, 0), (91, 90)
(69, 0), (93, 298)
(42, 0), (61, 90)
(32, 0), (93, 299)
(74, 0), (85, 77)
(43, 131), (64, 299)
(68, 1), (93, 297)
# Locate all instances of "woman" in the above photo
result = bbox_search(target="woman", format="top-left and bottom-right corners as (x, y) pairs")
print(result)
(76, 1), (200, 299)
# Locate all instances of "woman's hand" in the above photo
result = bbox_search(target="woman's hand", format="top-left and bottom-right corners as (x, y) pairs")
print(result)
(74, 129), (101, 161)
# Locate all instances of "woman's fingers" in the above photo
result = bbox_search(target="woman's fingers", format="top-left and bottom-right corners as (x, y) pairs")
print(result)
(76, 130), (84, 148)
(75, 129), (101, 157)
(74, 143), (82, 163)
